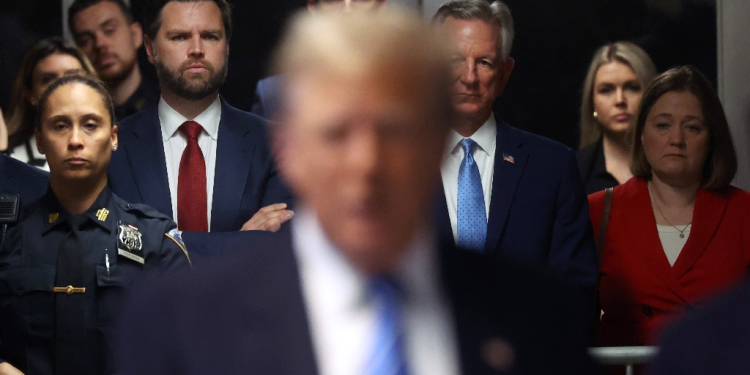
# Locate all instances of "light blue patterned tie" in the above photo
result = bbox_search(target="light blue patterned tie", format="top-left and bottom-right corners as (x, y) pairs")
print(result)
(457, 138), (487, 252)
(364, 276), (409, 375)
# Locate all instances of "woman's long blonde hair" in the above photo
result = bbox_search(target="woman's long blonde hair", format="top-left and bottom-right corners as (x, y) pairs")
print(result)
(579, 41), (656, 149)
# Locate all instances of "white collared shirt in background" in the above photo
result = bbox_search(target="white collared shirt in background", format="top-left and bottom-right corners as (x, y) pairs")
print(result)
(159, 96), (221, 230)
(292, 208), (460, 375)
(440, 114), (497, 242)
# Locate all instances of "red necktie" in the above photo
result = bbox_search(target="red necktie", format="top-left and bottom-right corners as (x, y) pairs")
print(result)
(177, 121), (208, 232)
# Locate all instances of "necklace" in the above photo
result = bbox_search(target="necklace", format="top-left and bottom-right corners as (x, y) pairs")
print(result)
(649, 185), (692, 238)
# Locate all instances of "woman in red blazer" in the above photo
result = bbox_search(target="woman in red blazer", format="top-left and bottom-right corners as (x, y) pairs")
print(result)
(589, 66), (750, 347)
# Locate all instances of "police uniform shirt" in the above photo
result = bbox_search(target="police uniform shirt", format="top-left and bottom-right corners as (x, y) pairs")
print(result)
(0, 185), (190, 375)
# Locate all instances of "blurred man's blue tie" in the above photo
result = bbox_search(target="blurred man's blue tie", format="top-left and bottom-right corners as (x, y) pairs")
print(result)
(365, 275), (409, 375)
(457, 138), (487, 252)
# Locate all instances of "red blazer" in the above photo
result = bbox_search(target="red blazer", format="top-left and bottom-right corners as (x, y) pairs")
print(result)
(589, 178), (750, 346)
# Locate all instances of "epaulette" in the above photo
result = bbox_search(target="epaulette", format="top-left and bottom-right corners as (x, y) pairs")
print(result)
(112, 194), (172, 222)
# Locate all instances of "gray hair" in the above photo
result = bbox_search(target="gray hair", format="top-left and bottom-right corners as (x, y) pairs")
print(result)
(579, 41), (657, 149)
(432, 0), (514, 61)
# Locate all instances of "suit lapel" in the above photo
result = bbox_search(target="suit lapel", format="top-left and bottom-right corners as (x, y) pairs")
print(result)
(434, 184), (457, 247)
(211, 100), (256, 231)
(485, 120), (529, 253)
(127, 106), (172, 217)
(671, 188), (728, 280)
(624, 179), (689, 303)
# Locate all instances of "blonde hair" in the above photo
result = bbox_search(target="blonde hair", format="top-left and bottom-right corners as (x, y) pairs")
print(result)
(579, 41), (656, 149)
(273, 7), (454, 124)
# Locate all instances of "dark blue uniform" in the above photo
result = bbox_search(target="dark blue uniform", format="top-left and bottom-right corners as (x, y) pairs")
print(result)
(0, 186), (190, 374)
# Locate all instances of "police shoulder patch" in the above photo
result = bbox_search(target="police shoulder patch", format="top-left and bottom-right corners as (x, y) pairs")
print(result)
(166, 229), (191, 267)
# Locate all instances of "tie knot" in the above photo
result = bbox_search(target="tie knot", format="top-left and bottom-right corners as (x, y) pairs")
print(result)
(67, 215), (86, 231)
(460, 138), (477, 155)
(179, 121), (203, 140)
(370, 274), (402, 302)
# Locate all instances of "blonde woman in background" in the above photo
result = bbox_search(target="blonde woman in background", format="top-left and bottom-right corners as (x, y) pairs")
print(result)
(576, 41), (656, 194)
(2, 37), (96, 170)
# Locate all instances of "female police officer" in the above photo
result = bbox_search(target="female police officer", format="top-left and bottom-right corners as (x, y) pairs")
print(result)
(0, 74), (191, 375)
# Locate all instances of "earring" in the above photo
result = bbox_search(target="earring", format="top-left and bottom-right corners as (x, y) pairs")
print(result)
(593, 111), (598, 118)
(113, 145), (117, 151)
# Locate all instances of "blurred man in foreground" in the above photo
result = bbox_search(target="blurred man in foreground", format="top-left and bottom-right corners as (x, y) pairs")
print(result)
(117, 9), (596, 375)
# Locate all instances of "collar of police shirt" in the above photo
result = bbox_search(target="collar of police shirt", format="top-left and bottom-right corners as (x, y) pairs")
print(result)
(440, 114), (497, 242)
(292, 207), (460, 375)
(158, 96), (221, 230)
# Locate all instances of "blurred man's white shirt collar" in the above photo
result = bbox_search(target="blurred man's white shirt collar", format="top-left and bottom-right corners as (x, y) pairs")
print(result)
(441, 113), (497, 242)
(292, 207), (460, 375)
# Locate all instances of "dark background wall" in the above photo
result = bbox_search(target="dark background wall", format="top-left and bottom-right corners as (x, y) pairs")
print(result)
(1, 0), (716, 149)
(492, 0), (717, 149)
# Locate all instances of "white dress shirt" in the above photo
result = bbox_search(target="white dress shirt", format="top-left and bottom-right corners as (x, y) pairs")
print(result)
(9, 137), (49, 171)
(440, 114), (497, 242)
(292, 208), (460, 375)
(159, 96), (221, 230)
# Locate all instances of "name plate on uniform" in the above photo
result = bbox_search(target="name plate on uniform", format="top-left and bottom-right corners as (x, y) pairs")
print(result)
(117, 249), (145, 264)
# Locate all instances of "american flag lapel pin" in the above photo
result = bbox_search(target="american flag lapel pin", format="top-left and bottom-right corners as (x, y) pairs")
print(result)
(502, 153), (515, 164)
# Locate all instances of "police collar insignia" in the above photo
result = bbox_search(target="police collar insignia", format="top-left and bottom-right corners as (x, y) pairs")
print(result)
(96, 208), (110, 222)
(49, 213), (59, 223)
(118, 224), (144, 264)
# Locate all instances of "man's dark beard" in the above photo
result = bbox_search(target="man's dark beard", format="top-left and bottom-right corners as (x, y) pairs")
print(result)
(154, 56), (228, 101)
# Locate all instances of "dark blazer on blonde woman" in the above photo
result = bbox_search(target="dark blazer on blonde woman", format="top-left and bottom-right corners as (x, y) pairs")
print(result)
(589, 177), (750, 346)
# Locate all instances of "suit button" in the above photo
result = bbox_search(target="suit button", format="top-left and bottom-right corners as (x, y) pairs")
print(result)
(642, 305), (653, 317)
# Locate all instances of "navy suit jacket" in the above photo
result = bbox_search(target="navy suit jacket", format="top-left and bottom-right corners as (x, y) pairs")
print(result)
(652, 278), (750, 375)
(436, 117), (598, 293)
(108, 98), (292, 232)
(251, 75), (282, 120)
(0, 154), (48, 204)
(118, 226), (598, 375)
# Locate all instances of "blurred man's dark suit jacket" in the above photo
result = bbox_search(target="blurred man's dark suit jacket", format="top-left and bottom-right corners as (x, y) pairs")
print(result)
(0, 153), (48, 203)
(118, 226), (598, 375)
(435, 117), (598, 295)
(108, 99), (292, 232)
(652, 278), (750, 375)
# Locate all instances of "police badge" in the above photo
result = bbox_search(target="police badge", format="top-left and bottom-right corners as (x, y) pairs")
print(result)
(118, 224), (144, 264)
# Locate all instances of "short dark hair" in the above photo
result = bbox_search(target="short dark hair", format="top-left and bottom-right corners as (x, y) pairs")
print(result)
(36, 75), (116, 131)
(631, 65), (737, 191)
(69, 0), (134, 34)
(143, 0), (233, 41)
